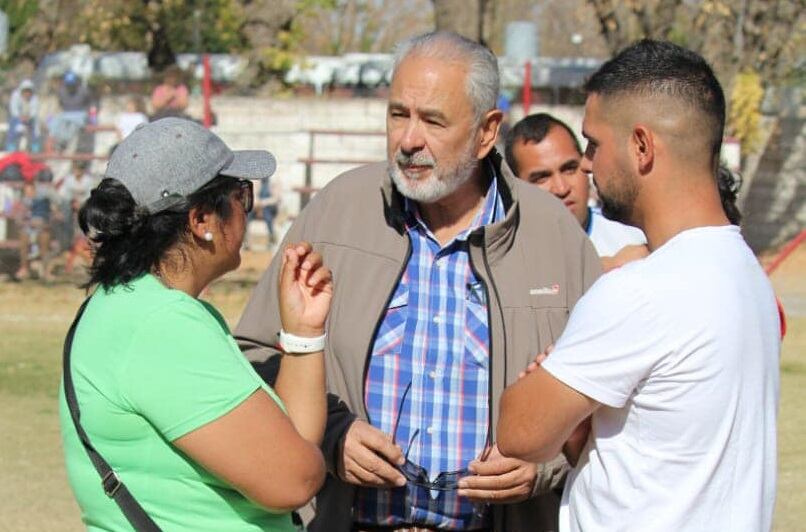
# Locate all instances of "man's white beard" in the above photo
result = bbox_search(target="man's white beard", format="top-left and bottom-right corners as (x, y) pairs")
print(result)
(388, 140), (479, 204)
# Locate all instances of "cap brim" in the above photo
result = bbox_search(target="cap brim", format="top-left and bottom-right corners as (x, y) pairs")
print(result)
(220, 150), (276, 180)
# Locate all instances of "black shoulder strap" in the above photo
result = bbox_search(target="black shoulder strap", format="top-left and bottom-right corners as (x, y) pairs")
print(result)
(63, 298), (162, 532)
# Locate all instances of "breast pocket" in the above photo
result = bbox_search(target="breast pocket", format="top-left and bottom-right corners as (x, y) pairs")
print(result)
(372, 283), (408, 356)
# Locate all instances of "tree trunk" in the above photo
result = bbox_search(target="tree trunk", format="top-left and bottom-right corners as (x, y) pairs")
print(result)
(147, 24), (176, 71)
(431, 0), (490, 42)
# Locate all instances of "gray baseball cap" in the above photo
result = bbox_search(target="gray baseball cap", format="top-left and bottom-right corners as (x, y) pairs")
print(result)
(105, 117), (276, 213)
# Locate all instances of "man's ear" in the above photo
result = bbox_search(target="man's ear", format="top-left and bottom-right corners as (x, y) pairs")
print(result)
(187, 206), (215, 241)
(476, 109), (504, 159)
(632, 125), (654, 175)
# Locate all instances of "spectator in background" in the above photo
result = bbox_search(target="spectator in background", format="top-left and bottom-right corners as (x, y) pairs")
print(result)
(58, 159), (95, 206)
(6, 79), (41, 153)
(116, 95), (149, 140)
(505, 113), (647, 271)
(47, 71), (94, 152)
(150, 65), (190, 120)
(247, 177), (282, 249)
(12, 180), (57, 282)
(54, 159), (95, 253)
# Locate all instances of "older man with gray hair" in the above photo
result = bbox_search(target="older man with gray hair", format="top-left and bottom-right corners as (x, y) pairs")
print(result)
(236, 31), (600, 532)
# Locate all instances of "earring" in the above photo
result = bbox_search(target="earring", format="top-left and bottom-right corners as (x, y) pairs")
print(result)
(203, 231), (213, 242)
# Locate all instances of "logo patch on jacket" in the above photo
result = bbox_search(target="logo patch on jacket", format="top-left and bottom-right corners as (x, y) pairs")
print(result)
(529, 284), (560, 296)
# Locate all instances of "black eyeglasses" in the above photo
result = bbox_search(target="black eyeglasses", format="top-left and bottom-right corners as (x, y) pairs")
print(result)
(234, 179), (254, 213)
(391, 382), (491, 492)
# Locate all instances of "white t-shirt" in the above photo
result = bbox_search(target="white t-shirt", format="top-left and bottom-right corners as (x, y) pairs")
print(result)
(542, 225), (779, 532)
(587, 207), (646, 257)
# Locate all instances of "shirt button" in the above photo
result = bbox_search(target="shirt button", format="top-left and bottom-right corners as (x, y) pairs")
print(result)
(433, 314), (442, 323)
(426, 426), (434, 434)
(429, 370), (437, 379)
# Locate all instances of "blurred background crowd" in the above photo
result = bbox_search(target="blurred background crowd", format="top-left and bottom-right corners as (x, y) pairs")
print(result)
(0, 0), (801, 285)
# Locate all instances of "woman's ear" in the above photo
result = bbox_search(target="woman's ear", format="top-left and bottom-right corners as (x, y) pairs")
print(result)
(187, 206), (214, 241)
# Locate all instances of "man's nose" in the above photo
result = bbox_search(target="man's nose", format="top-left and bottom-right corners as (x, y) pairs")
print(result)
(549, 175), (571, 198)
(399, 120), (425, 154)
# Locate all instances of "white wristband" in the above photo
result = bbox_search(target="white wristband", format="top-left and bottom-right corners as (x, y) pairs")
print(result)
(278, 329), (326, 355)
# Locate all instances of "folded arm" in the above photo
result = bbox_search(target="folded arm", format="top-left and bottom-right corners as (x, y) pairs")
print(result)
(497, 366), (598, 464)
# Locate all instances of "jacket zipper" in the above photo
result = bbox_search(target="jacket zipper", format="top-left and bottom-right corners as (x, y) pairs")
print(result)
(361, 233), (413, 423)
(467, 227), (506, 446)
(469, 227), (507, 531)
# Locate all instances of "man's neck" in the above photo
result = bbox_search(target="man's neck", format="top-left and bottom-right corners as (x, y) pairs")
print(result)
(640, 174), (730, 251)
(417, 167), (489, 246)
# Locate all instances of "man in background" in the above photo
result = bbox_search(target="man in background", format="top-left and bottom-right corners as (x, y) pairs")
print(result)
(6, 79), (41, 153)
(505, 113), (646, 271)
(47, 71), (94, 152)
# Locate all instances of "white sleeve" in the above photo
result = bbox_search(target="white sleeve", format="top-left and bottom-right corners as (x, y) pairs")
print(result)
(541, 267), (669, 408)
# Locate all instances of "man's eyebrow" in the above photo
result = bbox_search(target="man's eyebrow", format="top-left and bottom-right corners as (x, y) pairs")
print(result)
(560, 159), (580, 172)
(529, 169), (551, 179)
(419, 108), (448, 122)
(387, 102), (448, 122)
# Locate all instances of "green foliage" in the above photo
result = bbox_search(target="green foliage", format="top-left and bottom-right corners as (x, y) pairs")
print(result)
(0, 0), (40, 60)
(727, 69), (764, 155)
(79, 0), (248, 55)
(248, 0), (336, 85)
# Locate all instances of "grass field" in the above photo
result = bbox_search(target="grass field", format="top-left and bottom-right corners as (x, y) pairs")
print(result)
(0, 248), (803, 531)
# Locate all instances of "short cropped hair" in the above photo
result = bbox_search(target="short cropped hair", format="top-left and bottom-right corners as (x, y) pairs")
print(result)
(504, 113), (582, 176)
(584, 39), (726, 163)
(392, 31), (499, 124)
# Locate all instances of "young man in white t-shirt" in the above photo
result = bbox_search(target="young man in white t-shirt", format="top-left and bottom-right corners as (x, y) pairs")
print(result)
(497, 40), (780, 532)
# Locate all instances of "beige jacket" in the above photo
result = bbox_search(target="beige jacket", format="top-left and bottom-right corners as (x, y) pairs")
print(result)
(235, 151), (601, 532)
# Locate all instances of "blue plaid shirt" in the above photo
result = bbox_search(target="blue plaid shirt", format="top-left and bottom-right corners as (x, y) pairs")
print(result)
(355, 173), (505, 530)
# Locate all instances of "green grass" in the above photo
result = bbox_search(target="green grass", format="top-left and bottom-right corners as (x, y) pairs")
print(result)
(0, 281), (803, 530)
(774, 316), (806, 531)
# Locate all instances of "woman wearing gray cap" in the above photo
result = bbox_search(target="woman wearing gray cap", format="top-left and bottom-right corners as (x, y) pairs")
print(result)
(59, 118), (330, 531)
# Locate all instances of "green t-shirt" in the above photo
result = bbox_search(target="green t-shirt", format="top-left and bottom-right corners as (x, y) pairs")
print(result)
(59, 274), (297, 531)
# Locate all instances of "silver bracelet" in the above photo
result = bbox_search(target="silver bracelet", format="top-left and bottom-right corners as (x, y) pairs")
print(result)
(278, 329), (326, 355)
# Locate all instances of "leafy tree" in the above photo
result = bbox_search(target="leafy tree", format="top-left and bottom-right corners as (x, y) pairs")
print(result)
(297, 0), (433, 55)
(79, 0), (248, 71)
(585, 0), (805, 155)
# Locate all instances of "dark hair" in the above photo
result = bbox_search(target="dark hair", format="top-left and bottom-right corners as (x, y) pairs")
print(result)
(504, 113), (581, 176)
(716, 165), (743, 225)
(584, 39), (726, 164)
(78, 176), (240, 290)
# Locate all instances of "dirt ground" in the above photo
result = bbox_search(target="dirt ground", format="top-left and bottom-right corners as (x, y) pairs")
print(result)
(0, 244), (803, 531)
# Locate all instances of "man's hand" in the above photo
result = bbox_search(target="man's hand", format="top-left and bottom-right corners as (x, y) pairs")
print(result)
(563, 417), (591, 467)
(518, 344), (553, 380)
(457, 445), (538, 504)
(601, 244), (649, 272)
(337, 420), (406, 488)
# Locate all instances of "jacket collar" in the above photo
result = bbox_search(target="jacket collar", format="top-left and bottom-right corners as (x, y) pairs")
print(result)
(381, 148), (520, 263)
